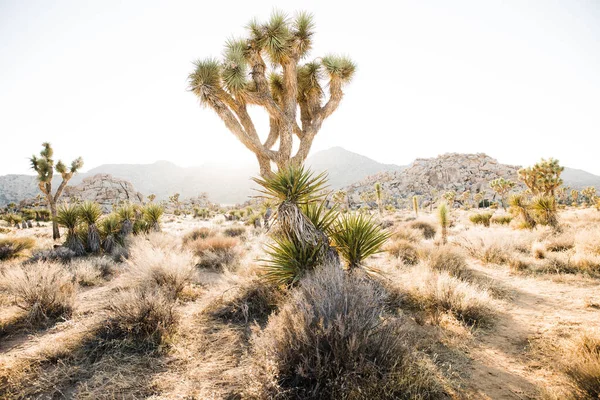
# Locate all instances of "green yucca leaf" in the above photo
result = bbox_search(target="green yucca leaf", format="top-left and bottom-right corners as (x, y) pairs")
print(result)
(99, 213), (120, 237)
(116, 203), (135, 222)
(292, 11), (315, 58)
(56, 203), (80, 231)
(322, 54), (356, 83)
(79, 201), (102, 225)
(222, 38), (249, 93)
(253, 164), (328, 206)
(269, 72), (284, 102)
(188, 58), (222, 104)
(297, 61), (323, 100)
(300, 201), (339, 234)
(438, 202), (449, 227)
(261, 236), (323, 286)
(263, 10), (292, 64)
(330, 213), (391, 269)
(143, 203), (164, 226)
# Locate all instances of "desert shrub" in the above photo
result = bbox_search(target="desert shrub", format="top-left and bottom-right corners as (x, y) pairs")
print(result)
(386, 239), (420, 265)
(70, 261), (103, 286)
(223, 225), (246, 238)
(126, 236), (195, 299)
(246, 266), (441, 399)
(392, 226), (422, 243)
(0, 237), (35, 260)
(56, 203), (85, 256)
(99, 212), (122, 254)
(191, 236), (239, 270)
(405, 267), (494, 326)
(0, 261), (76, 325)
(142, 203), (164, 232)
(425, 246), (468, 277)
(540, 255), (578, 275)
(79, 201), (102, 254)
(459, 234), (511, 265)
(101, 288), (177, 349)
(577, 228), (600, 256)
(563, 331), (600, 399)
(508, 257), (530, 273)
(546, 234), (575, 252)
(532, 242), (546, 259)
(28, 247), (77, 264)
(409, 221), (436, 239)
(491, 215), (512, 225)
(205, 280), (284, 326)
(182, 227), (215, 245)
(469, 212), (493, 227)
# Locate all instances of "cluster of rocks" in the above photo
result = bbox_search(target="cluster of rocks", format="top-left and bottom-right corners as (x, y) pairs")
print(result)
(64, 174), (144, 211)
(345, 153), (523, 207)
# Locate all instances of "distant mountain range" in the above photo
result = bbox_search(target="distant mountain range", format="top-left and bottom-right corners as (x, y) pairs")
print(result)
(1, 147), (599, 206)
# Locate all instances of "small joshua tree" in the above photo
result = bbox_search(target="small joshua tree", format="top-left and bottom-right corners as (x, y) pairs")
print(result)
(147, 194), (156, 203)
(188, 11), (356, 177)
(332, 190), (348, 210)
(30, 143), (83, 240)
(571, 189), (579, 206)
(459, 190), (471, 209)
(518, 158), (564, 197)
(437, 202), (449, 245)
(581, 187), (598, 206)
(473, 192), (484, 209)
(56, 203), (85, 256)
(442, 191), (456, 209)
(374, 182), (383, 215)
(489, 178), (515, 211)
(412, 195), (419, 217)
(169, 193), (181, 213)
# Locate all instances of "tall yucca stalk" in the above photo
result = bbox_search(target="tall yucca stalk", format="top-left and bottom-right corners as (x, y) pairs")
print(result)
(412, 195), (419, 217)
(56, 203), (85, 256)
(330, 213), (391, 270)
(374, 182), (383, 215)
(437, 202), (449, 245)
(79, 201), (102, 253)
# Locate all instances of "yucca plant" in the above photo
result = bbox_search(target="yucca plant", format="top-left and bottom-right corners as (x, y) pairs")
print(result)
(143, 203), (164, 232)
(531, 195), (559, 229)
(374, 182), (383, 215)
(509, 194), (537, 230)
(437, 202), (449, 245)
(100, 213), (121, 253)
(116, 203), (135, 237)
(469, 212), (493, 227)
(330, 213), (391, 270)
(299, 201), (339, 234)
(261, 236), (324, 286)
(253, 165), (339, 266)
(412, 195), (419, 217)
(79, 201), (102, 253)
(56, 203), (85, 256)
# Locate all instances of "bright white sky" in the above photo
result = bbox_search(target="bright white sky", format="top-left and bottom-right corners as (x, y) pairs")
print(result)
(1, 0), (599, 175)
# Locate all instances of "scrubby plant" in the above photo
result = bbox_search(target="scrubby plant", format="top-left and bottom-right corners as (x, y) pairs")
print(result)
(188, 11), (356, 177)
(530, 195), (559, 229)
(79, 201), (102, 253)
(509, 194), (537, 230)
(518, 158), (564, 197)
(473, 192), (484, 209)
(410, 220), (436, 240)
(386, 239), (419, 265)
(99, 213), (121, 253)
(330, 213), (391, 270)
(28, 247), (77, 264)
(491, 215), (512, 225)
(563, 331), (600, 398)
(437, 202), (449, 245)
(190, 236), (239, 270)
(0, 237), (35, 260)
(0, 261), (76, 325)
(143, 203), (164, 232)
(442, 191), (456, 208)
(223, 225), (246, 238)
(425, 246), (469, 277)
(30, 142), (84, 240)
(56, 203), (85, 256)
(469, 212), (493, 227)
(182, 227), (215, 245)
(246, 265), (440, 399)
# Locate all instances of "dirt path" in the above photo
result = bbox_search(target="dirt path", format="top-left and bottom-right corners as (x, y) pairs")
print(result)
(464, 262), (600, 399)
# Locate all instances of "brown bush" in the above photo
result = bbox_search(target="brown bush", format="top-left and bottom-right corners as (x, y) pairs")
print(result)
(386, 239), (420, 265)
(410, 221), (437, 239)
(245, 266), (442, 399)
(190, 236), (239, 270)
(0, 261), (76, 325)
(425, 246), (469, 277)
(182, 227), (215, 245)
(0, 237), (35, 260)
(563, 331), (600, 399)
(222, 225), (246, 238)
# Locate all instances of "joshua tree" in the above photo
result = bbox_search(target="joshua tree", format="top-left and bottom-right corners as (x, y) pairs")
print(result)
(147, 194), (156, 203)
(332, 190), (348, 209)
(169, 193), (181, 212)
(442, 191), (456, 209)
(374, 182), (383, 215)
(412, 195), (419, 217)
(188, 11), (356, 177)
(518, 158), (564, 197)
(473, 192), (484, 209)
(459, 190), (471, 209)
(489, 178), (515, 211)
(581, 186), (598, 206)
(30, 143), (83, 240)
(437, 202), (449, 245)
(359, 190), (376, 210)
(571, 189), (579, 206)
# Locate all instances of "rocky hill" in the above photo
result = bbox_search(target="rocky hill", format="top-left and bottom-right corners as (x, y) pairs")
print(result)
(345, 153), (523, 206)
(64, 174), (144, 211)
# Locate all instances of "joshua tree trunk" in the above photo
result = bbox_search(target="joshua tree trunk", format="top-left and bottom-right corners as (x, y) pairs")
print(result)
(49, 198), (60, 240)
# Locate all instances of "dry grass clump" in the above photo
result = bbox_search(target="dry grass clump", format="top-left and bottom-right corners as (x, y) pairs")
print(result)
(392, 226), (422, 243)
(457, 231), (512, 265)
(223, 225), (246, 238)
(189, 236), (239, 270)
(0, 261), (76, 325)
(28, 247), (77, 264)
(70, 261), (103, 286)
(491, 215), (512, 225)
(386, 239), (420, 265)
(126, 235), (195, 299)
(425, 246), (469, 277)
(0, 237), (35, 260)
(576, 227), (600, 257)
(205, 279), (284, 326)
(532, 242), (547, 259)
(246, 266), (442, 399)
(546, 234), (575, 252)
(182, 227), (215, 245)
(410, 220), (437, 239)
(508, 256), (531, 273)
(563, 331), (600, 399)
(403, 266), (494, 326)
(100, 288), (177, 350)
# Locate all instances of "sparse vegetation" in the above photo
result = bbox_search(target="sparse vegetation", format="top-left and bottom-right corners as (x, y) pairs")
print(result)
(0, 237), (35, 260)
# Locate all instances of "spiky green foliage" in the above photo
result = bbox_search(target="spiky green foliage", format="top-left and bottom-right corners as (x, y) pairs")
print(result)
(509, 194), (537, 230)
(469, 212), (493, 227)
(518, 158), (564, 197)
(300, 201), (339, 234)
(99, 213), (121, 253)
(143, 203), (164, 232)
(531, 195), (559, 229)
(56, 203), (85, 255)
(116, 203), (135, 237)
(374, 182), (383, 214)
(253, 164), (328, 206)
(438, 202), (449, 245)
(79, 201), (102, 253)
(189, 10), (355, 177)
(330, 213), (391, 269)
(261, 236), (323, 286)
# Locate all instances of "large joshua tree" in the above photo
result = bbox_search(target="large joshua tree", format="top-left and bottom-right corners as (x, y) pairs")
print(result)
(188, 11), (356, 177)
(30, 143), (83, 240)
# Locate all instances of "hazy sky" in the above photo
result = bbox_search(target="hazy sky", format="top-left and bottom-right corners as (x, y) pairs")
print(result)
(1, 0), (599, 176)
